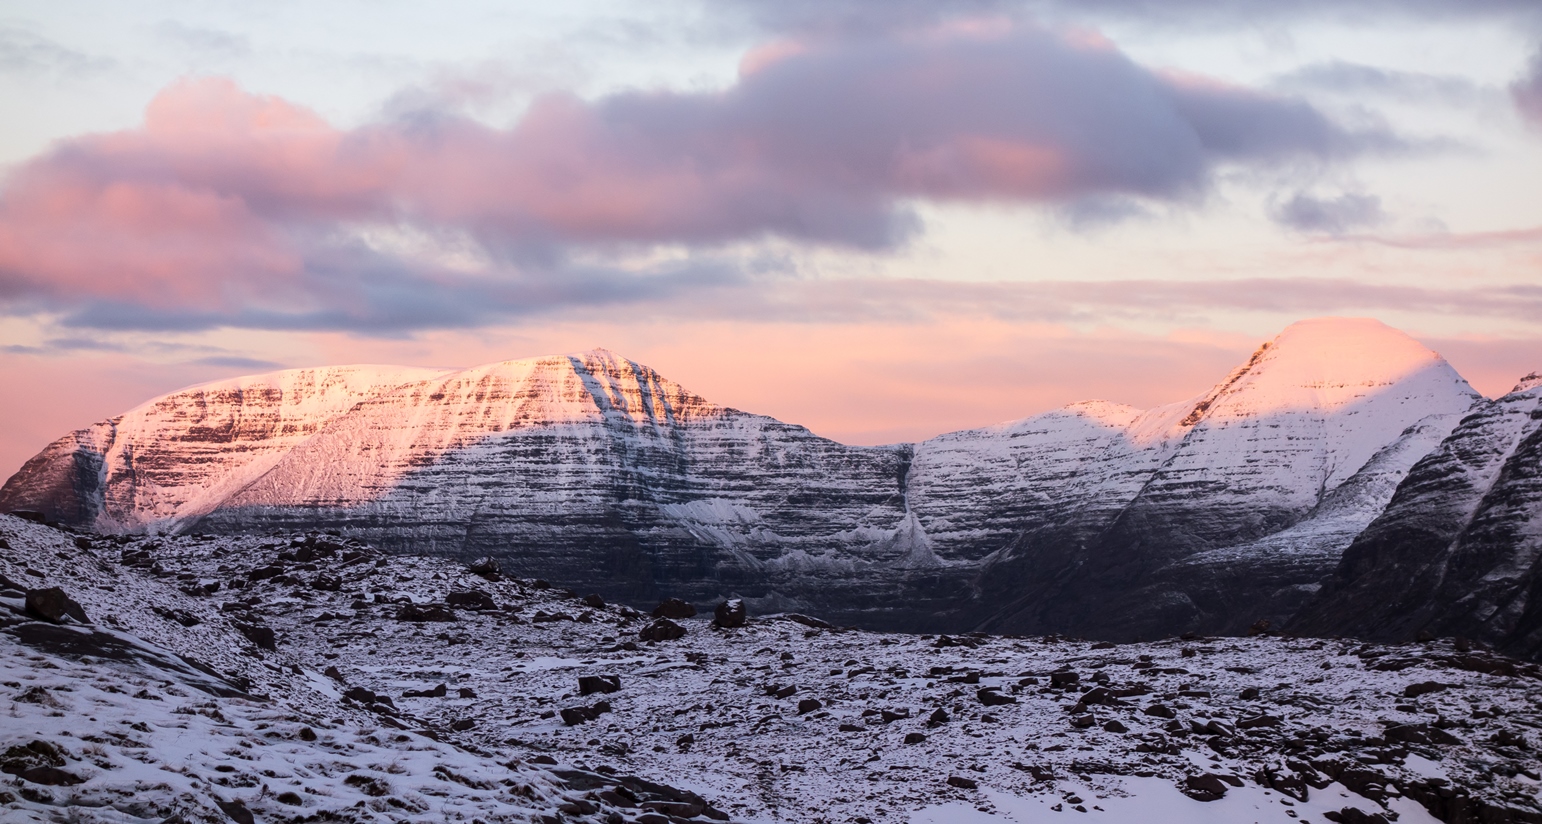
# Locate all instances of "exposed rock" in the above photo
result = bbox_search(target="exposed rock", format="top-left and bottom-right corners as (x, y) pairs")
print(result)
(24, 587), (89, 624)
(396, 603), (456, 622)
(1181, 773), (1230, 802)
(579, 675), (621, 696)
(561, 701), (613, 726)
(446, 590), (497, 610)
(712, 599), (747, 629)
(653, 599), (697, 619)
(640, 619), (686, 642)
(977, 688), (1017, 706)
(234, 622), (276, 650)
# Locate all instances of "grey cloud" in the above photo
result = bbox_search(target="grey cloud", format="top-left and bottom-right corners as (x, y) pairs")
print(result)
(1275, 61), (1485, 105)
(187, 355), (283, 370)
(1270, 192), (1386, 234)
(156, 22), (252, 57)
(0, 27), (114, 75)
(722, 0), (1542, 37)
(1513, 46), (1542, 127)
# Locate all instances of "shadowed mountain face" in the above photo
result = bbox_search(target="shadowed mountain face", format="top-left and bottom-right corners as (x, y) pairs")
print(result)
(0, 318), (1512, 641)
(1292, 375), (1542, 658)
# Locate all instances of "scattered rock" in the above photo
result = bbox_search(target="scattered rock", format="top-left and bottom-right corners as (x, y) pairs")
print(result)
(712, 599), (747, 629)
(561, 701), (613, 726)
(451, 718), (476, 731)
(1050, 671), (1079, 687)
(582, 593), (607, 608)
(446, 590), (497, 610)
(467, 556), (500, 576)
(1237, 714), (1282, 729)
(396, 603), (456, 622)
(403, 683), (449, 698)
(797, 698), (823, 714)
(946, 775), (978, 790)
(298, 727), (317, 742)
(1103, 719), (1129, 733)
(927, 708), (950, 726)
(904, 732), (927, 744)
(1143, 704), (1176, 719)
(653, 598), (697, 619)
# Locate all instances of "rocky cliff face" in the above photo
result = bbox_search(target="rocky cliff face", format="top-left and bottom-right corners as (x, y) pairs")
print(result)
(1292, 375), (1542, 657)
(0, 319), (1498, 638)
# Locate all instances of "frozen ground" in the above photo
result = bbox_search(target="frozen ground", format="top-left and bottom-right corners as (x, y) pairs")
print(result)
(3, 513), (1541, 823)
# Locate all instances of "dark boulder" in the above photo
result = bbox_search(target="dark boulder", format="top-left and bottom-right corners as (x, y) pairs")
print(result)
(797, 698), (823, 714)
(582, 593), (606, 608)
(19, 765), (83, 786)
(1182, 773), (1231, 802)
(639, 618), (686, 642)
(560, 701), (613, 726)
(234, 622), (276, 650)
(467, 556), (500, 576)
(579, 675), (621, 696)
(977, 688), (1017, 706)
(1403, 681), (1450, 699)
(712, 599), (747, 628)
(24, 587), (89, 624)
(403, 683), (448, 698)
(653, 598), (696, 619)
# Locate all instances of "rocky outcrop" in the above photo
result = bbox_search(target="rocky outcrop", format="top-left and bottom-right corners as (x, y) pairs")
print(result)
(1293, 375), (1542, 656)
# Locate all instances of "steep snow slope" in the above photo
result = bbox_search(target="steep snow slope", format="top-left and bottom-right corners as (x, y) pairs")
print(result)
(1295, 374), (1542, 656)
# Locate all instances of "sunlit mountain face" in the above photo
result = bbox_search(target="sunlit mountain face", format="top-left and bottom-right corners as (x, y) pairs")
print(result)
(1, 317), (1508, 642)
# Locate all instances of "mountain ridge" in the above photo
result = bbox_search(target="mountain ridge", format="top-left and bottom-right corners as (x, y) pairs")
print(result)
(2, 316), (1530, 645)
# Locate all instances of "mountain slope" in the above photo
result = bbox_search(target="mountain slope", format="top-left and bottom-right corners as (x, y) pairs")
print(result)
(974, 318), (1481, 639)
(1293, 374), (1542, 656)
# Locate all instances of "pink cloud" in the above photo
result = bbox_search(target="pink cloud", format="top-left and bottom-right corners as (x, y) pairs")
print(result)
(0, 23), (1381, 332)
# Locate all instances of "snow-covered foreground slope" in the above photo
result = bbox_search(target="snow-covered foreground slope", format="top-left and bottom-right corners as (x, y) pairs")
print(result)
(0, 318), (1488, 638)
(3, 514), (1540, 823)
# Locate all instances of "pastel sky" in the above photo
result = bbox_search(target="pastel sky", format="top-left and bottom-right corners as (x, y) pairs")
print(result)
(2, 0), (1541, 477)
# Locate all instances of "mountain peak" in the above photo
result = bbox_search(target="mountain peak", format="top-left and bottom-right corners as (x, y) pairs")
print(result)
(1512, 373), (1542, 394)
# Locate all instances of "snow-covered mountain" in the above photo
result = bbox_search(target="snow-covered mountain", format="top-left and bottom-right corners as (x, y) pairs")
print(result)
(0, 318), (1495, 638)
(1293, 373), (1542, 657)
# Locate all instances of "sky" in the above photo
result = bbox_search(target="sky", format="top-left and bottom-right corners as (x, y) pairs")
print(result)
(1, 0), (1540, 477)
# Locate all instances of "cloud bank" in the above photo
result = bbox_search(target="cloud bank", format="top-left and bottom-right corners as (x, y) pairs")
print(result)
(0, 22), (1391, 332)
